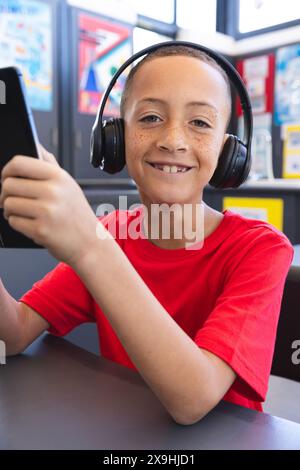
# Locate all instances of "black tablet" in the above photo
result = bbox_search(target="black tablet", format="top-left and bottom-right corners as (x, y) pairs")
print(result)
(0, 66), (42, 248)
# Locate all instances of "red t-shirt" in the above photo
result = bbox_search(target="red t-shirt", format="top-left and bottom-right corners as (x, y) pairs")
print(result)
(20, 208), (294, 413)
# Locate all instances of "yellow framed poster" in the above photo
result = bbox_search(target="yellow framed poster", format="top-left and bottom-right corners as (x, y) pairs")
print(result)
(223, 197), (284, 231)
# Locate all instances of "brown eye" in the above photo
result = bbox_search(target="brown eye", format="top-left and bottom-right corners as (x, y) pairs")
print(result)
(192, 119), (210, 128)
(140, 115), (161, 123)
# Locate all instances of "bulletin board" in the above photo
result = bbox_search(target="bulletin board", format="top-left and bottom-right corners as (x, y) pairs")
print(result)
(236, 54), (275, 180)
(236, 54), (275, 116)
(0, 0), (53, 112)
(275, 44), (300, 126)
(235, 43), (300, 180)
(78, 13), (132, 116)
(69, 6), (133, 181)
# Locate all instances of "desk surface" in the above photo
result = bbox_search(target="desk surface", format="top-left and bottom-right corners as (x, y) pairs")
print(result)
(1, 335), (300, 450)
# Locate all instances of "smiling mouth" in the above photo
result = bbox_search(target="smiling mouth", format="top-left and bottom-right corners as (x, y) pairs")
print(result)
(147, 162), (193, 174)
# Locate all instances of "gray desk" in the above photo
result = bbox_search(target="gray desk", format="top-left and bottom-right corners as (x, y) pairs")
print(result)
(1, 335), (300, 450)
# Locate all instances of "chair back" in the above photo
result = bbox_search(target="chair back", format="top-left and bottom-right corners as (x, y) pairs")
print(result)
(271, 266), (300, 382)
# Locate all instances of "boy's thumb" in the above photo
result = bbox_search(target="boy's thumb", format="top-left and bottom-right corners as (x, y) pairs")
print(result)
(38, 143), (59, 166)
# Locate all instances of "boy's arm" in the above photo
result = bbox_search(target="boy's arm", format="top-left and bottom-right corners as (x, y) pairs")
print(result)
(0, 278), (49, 355)
(72, 232), (237, 426)
(0, 152), (235, 424)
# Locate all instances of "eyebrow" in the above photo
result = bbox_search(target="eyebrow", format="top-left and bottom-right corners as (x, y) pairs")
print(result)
(137, 97), (218, 113)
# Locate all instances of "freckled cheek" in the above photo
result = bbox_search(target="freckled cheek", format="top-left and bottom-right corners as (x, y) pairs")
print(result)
(195, 138), (221, 171)
(125, 131), (150, 176)
(125, 132), (149, 161)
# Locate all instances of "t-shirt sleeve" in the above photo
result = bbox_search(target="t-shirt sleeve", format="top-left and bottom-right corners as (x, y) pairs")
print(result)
(18, 215), (111, 337)
(194, 229), (294, 402)
(19, 262), (96, 337)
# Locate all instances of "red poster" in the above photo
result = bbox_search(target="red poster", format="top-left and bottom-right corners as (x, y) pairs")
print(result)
(78, 13), (132, 116)
(236, 54), (275, 117)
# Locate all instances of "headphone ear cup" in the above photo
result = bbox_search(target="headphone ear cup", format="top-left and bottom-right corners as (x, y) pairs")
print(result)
(90, 116), (103, 168)
(209, 135), (249, 188)
(101, 118), (126, 174)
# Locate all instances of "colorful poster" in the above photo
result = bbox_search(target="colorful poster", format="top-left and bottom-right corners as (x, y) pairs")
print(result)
(236, 54), (275, 116)
(223, 197), (284, 231)
(0, 0), (52, 111)
(275, 44), (300, 125)
(78, 13), (132, 116)
(283, 124), (300, 178)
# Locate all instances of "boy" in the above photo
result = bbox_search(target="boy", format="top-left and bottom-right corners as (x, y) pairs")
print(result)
(0, 45), (294, 425)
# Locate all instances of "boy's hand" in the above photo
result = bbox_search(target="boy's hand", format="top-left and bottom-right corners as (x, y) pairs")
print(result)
(0, 145), (100, 266)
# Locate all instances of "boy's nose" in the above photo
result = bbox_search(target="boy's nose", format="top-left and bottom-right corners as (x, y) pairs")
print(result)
(156, 125), (189, 153)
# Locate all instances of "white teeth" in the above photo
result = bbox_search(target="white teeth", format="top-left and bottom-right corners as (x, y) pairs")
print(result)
(151, 163), (190, 173)
(161, 165), (188, 173)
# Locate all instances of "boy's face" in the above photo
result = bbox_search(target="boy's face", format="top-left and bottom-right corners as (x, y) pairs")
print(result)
(123, 56), (231, 206)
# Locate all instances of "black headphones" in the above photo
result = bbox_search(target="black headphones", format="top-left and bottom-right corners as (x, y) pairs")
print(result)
(90, 40), (252, 188)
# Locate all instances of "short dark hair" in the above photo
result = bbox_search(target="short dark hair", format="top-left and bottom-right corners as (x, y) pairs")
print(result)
(120, 44), (232, 128)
